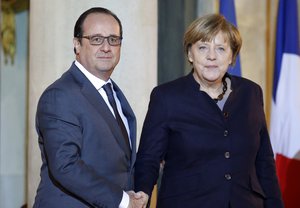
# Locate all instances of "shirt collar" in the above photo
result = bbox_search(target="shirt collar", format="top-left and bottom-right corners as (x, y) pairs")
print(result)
(75, 60), (111, 90)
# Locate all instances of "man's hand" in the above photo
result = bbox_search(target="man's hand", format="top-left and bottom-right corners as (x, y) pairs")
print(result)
(127, 191), (149, 208)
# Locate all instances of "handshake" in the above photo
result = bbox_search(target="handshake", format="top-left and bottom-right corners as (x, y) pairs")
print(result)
(127, 191), (149, 208)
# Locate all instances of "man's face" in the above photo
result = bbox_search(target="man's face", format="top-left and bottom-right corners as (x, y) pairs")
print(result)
(74, 13), (121, 81)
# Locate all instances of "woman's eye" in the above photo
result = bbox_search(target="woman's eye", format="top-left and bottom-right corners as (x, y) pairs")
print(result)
(217, 47), (225, 52)
(199, 46), (207, 50)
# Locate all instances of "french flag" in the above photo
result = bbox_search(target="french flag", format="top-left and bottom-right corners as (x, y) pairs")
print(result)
(219, 0), (242, 76)
(270, 0), (300, 207)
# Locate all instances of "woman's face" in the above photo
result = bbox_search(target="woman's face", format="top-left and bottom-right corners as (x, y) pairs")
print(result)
(188, 31), (233, 84)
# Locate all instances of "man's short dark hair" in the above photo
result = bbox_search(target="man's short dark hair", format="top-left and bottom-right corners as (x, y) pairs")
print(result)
(73, 7), (123, 54)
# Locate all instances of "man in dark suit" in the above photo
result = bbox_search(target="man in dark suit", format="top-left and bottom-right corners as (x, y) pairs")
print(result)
(33, 7), (147, 208)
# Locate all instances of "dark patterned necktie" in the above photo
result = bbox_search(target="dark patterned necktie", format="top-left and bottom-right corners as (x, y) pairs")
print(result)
(103, 83), (130, 151)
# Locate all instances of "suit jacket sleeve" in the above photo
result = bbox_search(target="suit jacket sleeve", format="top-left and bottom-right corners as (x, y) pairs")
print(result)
(36, 87), (123, 208)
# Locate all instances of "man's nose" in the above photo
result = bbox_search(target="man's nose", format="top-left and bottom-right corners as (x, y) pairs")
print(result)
(99, 39), (111, 51)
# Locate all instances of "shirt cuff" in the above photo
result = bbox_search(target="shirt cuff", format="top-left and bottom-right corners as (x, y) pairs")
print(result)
(119, 191), (129, 208)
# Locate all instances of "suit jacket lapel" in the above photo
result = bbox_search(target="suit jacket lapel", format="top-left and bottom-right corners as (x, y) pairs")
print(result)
(112, 80), (137, 163)
(69, 64), (132, 160)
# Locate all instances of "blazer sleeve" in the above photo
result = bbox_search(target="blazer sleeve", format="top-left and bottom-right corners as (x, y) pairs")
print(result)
(36, 87), (123, 208)
(135, 87), (169, 196)
(255, 86), (284, 208)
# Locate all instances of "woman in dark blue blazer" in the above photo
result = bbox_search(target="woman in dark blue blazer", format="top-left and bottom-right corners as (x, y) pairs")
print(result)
(135, 14), (283, 208)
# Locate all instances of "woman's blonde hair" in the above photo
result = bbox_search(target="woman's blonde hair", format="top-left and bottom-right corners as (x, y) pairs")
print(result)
(184, 14), (242, 66)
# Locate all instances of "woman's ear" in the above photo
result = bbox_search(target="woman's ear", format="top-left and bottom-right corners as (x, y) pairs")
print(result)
(188, 50), (193, 63)
(229, 57), (233, 66)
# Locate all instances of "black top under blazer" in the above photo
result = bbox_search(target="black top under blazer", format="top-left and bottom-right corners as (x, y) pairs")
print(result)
(135, 72), (283, 208)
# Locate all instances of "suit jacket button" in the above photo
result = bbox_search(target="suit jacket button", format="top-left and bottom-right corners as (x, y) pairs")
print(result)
(224, 130), (229, 136)
(225, 174), (232, 180)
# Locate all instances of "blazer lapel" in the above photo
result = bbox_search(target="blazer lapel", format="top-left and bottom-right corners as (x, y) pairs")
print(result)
(69, 64), (132, 159)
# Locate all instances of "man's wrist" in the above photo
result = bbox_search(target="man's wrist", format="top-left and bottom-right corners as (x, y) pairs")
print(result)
(119, 191), (129, 208)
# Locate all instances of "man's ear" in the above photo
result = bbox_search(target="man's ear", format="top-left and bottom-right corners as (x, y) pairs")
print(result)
(73, 38), (81, 54)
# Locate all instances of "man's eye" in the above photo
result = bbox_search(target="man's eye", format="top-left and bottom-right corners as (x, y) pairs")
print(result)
(92, 37), (102, 42)
(109, 37), (118, 42)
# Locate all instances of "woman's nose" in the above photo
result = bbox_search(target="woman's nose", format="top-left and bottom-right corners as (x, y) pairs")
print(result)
(207, 48), (216, 60)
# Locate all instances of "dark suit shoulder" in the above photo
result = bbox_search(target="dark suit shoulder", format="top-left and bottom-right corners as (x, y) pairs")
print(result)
(37, 64), (85, 115)
(42, 64), (86, 96)
(46, 70), (75, 90)
(152, 72), (196, 96)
